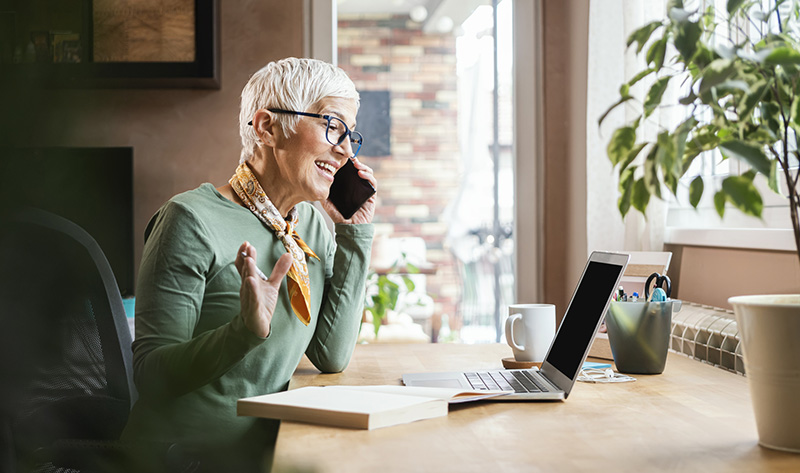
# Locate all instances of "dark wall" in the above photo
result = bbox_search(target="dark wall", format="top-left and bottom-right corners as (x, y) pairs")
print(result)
(0, 0), (305, 291)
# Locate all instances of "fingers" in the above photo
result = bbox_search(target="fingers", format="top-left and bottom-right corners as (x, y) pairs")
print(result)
(269, 253), (293, 285)
(235, 242), (251, 276)
(352, 157), (377, 192)
(236, 242), (268, 281)
(245, 254), (269, 281)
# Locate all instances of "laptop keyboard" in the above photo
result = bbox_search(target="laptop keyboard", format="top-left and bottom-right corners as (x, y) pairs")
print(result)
(465, 370), (553, 393)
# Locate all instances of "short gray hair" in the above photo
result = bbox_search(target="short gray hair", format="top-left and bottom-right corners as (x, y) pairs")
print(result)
(239, 57), (360, 163)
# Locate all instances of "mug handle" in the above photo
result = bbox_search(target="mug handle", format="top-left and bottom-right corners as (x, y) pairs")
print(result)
(505, 314), (525, 351)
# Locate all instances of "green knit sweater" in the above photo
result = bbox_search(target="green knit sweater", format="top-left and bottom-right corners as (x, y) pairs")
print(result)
(121, 183), (373, 459)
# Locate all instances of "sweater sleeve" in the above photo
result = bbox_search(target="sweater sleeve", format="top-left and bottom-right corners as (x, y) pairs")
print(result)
(305, 222), (373, 373)
(131, 202), (266, 400)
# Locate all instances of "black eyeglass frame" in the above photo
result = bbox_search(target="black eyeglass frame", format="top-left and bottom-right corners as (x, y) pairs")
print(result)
(248, 108), (363, 158)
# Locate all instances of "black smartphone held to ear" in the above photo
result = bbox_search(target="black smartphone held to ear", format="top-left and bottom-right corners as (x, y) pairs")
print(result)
(327, 158), (376, 219)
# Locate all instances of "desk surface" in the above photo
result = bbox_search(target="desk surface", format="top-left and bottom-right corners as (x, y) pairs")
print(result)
(274, 343), (799, 472)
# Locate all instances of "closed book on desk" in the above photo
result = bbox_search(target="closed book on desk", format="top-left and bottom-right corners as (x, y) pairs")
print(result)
(237, 385), (506, 430)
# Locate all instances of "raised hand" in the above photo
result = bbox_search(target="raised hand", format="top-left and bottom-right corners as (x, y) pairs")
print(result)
(235, 241), (293, 338)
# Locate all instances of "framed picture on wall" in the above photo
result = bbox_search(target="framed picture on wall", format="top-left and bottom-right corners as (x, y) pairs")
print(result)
(2, 0), (219, 89)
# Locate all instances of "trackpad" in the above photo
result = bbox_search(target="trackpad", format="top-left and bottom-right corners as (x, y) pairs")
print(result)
(410, 379), (463, 388)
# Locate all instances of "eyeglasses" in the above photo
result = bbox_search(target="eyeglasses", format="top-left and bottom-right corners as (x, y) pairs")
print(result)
(248, 108), (364, 158)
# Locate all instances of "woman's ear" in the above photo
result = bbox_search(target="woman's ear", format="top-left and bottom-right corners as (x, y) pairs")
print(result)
(252, 109), (278, 146)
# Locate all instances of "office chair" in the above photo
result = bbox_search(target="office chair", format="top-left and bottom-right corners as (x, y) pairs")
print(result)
(0, 208), (137, 472)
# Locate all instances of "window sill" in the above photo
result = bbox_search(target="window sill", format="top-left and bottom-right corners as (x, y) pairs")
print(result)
(664, 227), (796, 252)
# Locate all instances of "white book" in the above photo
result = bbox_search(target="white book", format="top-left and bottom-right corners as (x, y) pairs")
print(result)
(237, 385), (507, 430)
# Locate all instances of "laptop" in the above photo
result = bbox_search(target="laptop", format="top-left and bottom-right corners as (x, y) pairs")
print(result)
(403, 251), (630, 400)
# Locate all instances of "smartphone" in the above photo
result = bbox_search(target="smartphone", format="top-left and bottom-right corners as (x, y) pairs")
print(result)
(327, 158), (376, 219)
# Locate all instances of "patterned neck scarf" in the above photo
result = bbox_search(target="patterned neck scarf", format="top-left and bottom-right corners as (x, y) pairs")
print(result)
(229, 163), (319, 326)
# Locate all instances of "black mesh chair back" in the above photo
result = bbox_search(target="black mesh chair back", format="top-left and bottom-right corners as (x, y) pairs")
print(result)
(0, 208), (137, 472)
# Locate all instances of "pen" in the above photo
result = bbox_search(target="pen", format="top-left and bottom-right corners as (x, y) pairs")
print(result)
(241, 251), (269, 281)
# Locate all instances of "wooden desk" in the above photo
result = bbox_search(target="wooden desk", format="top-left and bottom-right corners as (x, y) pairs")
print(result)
(274, 343), (799, 472)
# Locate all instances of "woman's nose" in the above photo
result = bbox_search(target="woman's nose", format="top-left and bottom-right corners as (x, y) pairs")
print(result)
(334, 139), (353, 157)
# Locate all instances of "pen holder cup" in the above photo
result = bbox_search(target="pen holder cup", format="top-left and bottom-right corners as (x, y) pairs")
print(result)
(605, 300), (682, 375)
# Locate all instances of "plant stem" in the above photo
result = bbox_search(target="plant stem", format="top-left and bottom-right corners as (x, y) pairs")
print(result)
(787, 162), (800, 267)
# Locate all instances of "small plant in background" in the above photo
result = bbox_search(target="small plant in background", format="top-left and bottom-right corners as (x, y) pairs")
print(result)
(600, 0), (800, 265)
(363, 254), (420, 338)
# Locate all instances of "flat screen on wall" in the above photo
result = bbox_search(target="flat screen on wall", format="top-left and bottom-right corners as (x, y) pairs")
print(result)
(0, 147), (134, 297)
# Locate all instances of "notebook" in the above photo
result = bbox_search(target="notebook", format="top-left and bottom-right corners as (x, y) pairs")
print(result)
(403, 251), (630, 400)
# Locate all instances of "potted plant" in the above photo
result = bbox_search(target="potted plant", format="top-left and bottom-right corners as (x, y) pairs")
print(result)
(363, 255), (420, 339)
(600, 0), (800, 452)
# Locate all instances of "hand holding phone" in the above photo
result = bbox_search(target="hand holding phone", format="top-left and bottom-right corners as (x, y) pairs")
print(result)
(327, 158), (376, 220)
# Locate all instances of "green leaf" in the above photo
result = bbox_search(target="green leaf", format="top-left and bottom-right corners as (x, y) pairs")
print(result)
(689, 176), (704, 208)
(679, 92), (697, 105)
(645, 143), (662, 198)
(401, 275), (415, 292)
(627, 21), (662, 54)
(682, 126), (720, 173)
(664, 171), (679, 196)
(632, 178), (651, 215)
(619, 142), (648, 172)
(727, 0), (746, 14)
(669, 8), (692, 22)
(768, 159), (780, 194)
(372, 312), (382, 337)
(760, 102), (782, 136)
(751, 10), (767, 22)
(740, 79), (770, 120)
(719, 140), (772, 175)
(672, 117), (697, 176)
(667, 0), (685, 9)
(628, 68), (655, 87)
(715, 44), (737, 60)
(607, 126), (638, 166)
(691, 44), (716, 70)
(598, 96), (633, 127)
(714, 190), (727, 218)
(647, 37), (668, 71)
(737, 47), (773, 64)
(644, 77), (671, 117)
(674, 19), (702, 61)
(721, 174), (764, 217)
(698, 59), (736, 97)
(619, 83), (630, 97)
(715, 80), (751, 94)
(792, 96), (800, 126)
(764, 47), (800, 66)
(618, 168), (634, 218)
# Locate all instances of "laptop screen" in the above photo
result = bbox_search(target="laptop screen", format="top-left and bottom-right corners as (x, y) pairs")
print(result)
(546, 261), (624, 378)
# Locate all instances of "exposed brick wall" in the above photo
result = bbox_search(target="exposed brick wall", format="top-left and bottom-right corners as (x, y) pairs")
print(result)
(338, 14), (461, 330)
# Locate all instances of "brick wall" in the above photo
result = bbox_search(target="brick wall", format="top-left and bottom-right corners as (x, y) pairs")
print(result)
(338, 14), (461, 331)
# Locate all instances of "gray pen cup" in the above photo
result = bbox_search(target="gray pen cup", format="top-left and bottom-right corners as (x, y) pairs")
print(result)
(605, 300), (682, 374)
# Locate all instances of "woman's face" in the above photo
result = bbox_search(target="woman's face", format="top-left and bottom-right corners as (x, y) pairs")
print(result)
(274, 96), (359, 203)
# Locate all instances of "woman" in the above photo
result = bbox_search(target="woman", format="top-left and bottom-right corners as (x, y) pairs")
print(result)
(121, 58), (375, 471)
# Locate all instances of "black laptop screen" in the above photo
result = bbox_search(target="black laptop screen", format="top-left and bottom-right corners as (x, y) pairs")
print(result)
(547, 261), (623, 377)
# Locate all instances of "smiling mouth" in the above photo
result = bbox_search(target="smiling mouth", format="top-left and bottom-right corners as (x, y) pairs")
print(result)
(315, 161), (337, 178)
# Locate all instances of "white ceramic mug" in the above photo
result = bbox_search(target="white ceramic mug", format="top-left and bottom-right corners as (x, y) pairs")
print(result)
(505, 304), (556, 362)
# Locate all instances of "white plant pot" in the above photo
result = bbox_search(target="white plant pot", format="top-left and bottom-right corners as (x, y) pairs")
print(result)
(728, 294), (800, 453)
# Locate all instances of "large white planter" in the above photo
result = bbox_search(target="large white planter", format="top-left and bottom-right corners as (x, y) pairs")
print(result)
(728, 294), (800, 453)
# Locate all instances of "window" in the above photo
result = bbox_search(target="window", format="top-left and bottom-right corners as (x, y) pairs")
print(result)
(336, 0), (515, 343)
(667, 0), (794, 238)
